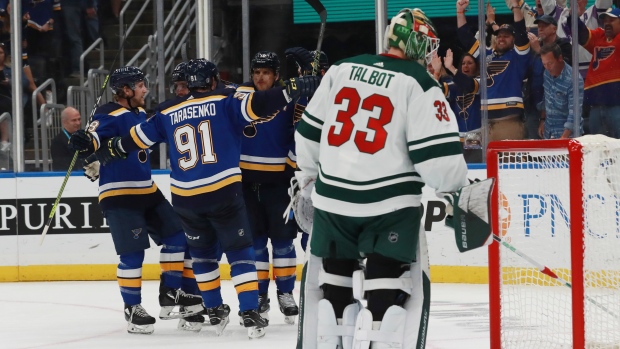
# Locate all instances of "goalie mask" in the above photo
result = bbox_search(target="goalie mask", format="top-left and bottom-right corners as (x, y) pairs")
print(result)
(384, 8), (440, 65)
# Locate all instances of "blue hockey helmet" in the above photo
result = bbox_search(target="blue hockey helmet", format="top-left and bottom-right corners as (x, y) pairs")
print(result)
(109, 66), (147, 95)
(171, 61), (188, 83)
(185, 58), (220, 90)
(251, 51), (280, 75)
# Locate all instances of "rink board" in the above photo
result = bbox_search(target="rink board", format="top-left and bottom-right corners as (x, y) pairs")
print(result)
(0, 168), (490, 283)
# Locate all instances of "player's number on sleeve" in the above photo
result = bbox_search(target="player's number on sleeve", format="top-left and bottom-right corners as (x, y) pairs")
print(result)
(174, 121), (217, 170)
(434, 100), (450, 121)
(327, 87), (394, 154)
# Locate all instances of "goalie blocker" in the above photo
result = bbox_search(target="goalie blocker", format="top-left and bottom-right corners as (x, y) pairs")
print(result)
(443, 178), (495, 253)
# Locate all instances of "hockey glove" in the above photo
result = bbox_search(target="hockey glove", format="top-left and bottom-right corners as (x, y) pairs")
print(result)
(285, 47), (314, 75)
(92, 137), (127, 166)
(69, 130), (95, 156)
(284, 76), (321, 100)
(83, 160), (100, 182)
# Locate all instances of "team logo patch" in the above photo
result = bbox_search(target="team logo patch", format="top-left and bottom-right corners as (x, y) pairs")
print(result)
(238, 229), (245, 237)
(131, 228), (142, 239)
(388, 232), (398, 243)
(486, 61), (510, 87)
(593, 46), (615, 70)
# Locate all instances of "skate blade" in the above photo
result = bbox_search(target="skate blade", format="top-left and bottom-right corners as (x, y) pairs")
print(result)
(248, 326), (266, 339)
(214, 316), (230, 336)
(160, 304), (204, 320)
(127, 323), (154, 335)
(284, 315), (296, 325)
(177, 319), (202, 332)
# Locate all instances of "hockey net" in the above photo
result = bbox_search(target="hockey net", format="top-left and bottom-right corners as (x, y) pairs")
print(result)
(487, 135), (620, 349)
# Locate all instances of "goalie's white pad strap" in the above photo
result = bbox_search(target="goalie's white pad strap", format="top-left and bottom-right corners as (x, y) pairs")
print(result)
(319, 264), (353, 288)
(364, 277), (413, 295)
(318, 324), (355, 337)
(354, 329), (402, 344)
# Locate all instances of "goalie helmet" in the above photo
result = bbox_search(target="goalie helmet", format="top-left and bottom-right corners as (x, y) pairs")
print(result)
(185, 58), (220, 90)
(251, 51), (280, 75)
(384, 8), (440, 65)
(109, 66), (147, 95)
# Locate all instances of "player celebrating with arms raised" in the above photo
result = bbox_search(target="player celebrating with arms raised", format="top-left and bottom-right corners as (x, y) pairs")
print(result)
(295, 8), (468, 349)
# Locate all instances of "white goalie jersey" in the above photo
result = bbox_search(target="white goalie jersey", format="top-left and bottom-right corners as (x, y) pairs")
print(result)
(295, 53), (469, 217)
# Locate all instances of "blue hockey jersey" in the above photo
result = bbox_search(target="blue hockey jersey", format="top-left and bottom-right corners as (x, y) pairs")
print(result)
(120, 86), (293, 209)
(87, 102), (165, 211)
(238, 82), (297, 184)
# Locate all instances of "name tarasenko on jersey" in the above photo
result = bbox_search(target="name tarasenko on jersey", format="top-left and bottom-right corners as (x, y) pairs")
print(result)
(168, 103), (217, 124)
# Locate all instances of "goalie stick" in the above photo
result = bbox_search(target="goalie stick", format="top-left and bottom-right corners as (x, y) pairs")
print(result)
(305, 0), (326, 76)
(40, 30), (130, 245)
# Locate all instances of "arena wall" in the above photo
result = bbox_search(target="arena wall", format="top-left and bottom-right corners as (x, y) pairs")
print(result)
(0, 167), (490, 283)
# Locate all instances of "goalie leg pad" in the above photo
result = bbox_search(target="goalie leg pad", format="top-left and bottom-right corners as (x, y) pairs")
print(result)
(316, 299), (360, 349)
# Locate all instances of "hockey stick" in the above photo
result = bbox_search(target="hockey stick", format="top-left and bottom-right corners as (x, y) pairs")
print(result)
(305, 0), (326, 76)
(40, 31), (129, 245)
(488, 233), (620, 319)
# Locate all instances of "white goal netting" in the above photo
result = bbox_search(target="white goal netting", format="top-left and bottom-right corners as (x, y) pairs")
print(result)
(489, 135), (620, 349)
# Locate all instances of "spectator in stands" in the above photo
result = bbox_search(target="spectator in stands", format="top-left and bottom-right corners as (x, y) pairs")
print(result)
(443, 49), (482, 163)
(529, 15), (572, 64)
(25, 0), (61, 81)
(62, 0), (99, 78)
(556, 0), (612, 77)
(523, 15), (573, 139)
(457, 0), (531, 141)
(0, 42), (29, 147)
(50, 106), (81, 171)
(572, 7), (620, 138)
(538, 43), (583, 139)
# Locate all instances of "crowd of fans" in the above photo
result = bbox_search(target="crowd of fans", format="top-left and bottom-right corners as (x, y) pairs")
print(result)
(0, 0), (122, 168)
(1, 0), (619, 170)
(430, 0), (620, 162)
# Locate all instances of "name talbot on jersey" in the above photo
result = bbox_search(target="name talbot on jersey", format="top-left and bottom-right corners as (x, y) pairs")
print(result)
(349, 65), (395, 88)
(169, 103), (217, 124)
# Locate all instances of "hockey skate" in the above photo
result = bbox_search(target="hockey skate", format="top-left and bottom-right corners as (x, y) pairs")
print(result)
(241, 293), (270, 325)
(158, 286), (204, 320)
(277, 291), (299, 325)
(124, 304), (156, 335)
(177, 306), (205, 332)
(205, 304), (231, 336)
(239, 309), (269, 339)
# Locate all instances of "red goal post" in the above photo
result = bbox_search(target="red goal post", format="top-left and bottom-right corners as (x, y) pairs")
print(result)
(486, 136), (620, 349)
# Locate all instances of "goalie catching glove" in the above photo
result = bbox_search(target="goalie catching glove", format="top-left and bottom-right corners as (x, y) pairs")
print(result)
(441, 178), (495, 253)
(283, 175), (315, 233)
(84, 137), (127, 167)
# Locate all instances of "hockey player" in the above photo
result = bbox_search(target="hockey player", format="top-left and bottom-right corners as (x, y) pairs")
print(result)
(165, 60), (208, 332)
(85, 58), (321, 339)
(238, 51), (300, 324)
(295, 8), (468, 349)
(68, 66), (204, 335)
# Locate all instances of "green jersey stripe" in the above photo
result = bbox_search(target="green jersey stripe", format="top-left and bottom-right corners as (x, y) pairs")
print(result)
(319, 165), (420, 186)
(409, 142), (463, 164)
(297, 119), (322, 143)
(303, 110), (323, 126)
(407, 132), (460, 147)
(315, 177), (424, 204)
